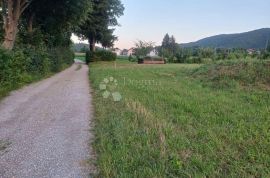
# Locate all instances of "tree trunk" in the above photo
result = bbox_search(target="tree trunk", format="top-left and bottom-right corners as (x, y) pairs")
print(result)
(89, 36), (96, 52)
(27, 13), (34, 33)
(2, 0), (31, 50)
(2, 22), (18, 50)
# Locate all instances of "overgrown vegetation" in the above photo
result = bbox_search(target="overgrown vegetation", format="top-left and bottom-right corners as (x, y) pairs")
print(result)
(0, 0), (94, 97)
(0, 47), (74, 98)
(193, 60), (270, 90)
(89, 60), (270, 177)
(0, 0), (124, 98)
(76, 0), (124, 51)
(86, 50), (116, 64)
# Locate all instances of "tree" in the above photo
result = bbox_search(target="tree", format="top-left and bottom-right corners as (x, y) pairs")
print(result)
(134, 40), (155, 58)
(1, 0), (32, 49)
(77, 0), (124, 51)
(160, 34), (179, 58)
(162, 33), (170, 49)
(20, 0), (92, 48)
(100, 28), (118, 49)
(169, 35), (178, 54)
(0, 0), (92, 50)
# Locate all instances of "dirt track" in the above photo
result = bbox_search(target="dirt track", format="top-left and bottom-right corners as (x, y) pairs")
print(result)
(0, 64), (94, 178)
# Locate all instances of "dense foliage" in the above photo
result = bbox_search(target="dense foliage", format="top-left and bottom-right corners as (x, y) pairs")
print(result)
(0, 47), (74, 97)
(193, 59), (270, 89)
(76, 0), (124, 51)
(86, 50), (117, 63)
(134, 40), (154, 60)
(0, 0), (95, 97)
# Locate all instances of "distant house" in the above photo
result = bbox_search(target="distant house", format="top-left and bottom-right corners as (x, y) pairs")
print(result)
(121, 48), (135, 56)
(148, 48), (158, 57)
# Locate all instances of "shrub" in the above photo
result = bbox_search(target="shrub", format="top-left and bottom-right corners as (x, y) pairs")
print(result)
(96, 50), (117, 61)
(86, 50), (94, 64)
(129, 57), (137, 62)
(137, 57), (144, 64)
(0, 48), (27, 87)
(86, 50), (116, 63)
(0, 46), (74, 97)
(193, 60), (270, 89)
(48, 47), (74, 72)
(23, 47), (50, 75)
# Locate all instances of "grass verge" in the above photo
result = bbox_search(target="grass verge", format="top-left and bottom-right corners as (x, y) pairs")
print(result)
(89, 60), (270, 177)
(75, 52), (86, 62)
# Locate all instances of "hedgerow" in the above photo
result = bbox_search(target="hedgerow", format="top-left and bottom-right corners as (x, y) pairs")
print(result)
(86, 50), (116, 64)
(0, 46), (74, 98)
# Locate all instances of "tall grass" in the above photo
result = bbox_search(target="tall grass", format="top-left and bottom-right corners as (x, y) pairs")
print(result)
(89, 60), (270, 177)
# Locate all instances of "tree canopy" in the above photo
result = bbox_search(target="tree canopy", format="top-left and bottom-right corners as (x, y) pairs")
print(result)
(159, 33), (179, 58)
(134, 40), (155, 58)
(0, 0), (124, 51)
(76, 0), (124, 51)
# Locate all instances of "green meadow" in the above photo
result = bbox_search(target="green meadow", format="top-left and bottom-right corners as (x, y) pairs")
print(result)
(89, 60), (270, 177)
(75, 53), (86, 62)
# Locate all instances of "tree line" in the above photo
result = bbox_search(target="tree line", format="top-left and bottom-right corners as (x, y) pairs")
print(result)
(0, 0), (124, 97)
(0, 0), (124, 51)
(157, 34), (270, 63)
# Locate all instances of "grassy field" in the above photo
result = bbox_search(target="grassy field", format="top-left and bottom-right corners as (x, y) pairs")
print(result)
(89, 60), (270, 177)
(75, 52), (86, 62)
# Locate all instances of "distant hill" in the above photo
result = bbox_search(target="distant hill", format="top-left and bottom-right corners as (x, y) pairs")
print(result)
(181, 28), (270, 49)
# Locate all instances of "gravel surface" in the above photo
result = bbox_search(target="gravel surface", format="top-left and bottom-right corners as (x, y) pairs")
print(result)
(0, 64), (94, 178)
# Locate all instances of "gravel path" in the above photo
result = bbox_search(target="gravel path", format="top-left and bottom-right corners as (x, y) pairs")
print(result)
(0, 64), (94, 178)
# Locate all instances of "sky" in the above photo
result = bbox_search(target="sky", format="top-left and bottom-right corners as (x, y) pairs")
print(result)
(72, 0), (270, 49)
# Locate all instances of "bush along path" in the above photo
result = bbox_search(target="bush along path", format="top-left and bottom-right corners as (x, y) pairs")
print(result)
(0, 47), (74, 100)
(0, 64), (95, 177)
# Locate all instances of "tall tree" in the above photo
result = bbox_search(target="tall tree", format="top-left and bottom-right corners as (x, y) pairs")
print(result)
(21, 0), (92, 48)
(77, 0), (124, 51)
(100, 28), (118, 49)
(169, 35), (178, 53)
(160, 34), (179, 58)
(1, 0), (32, 49)
(162, 33), (170, 49)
